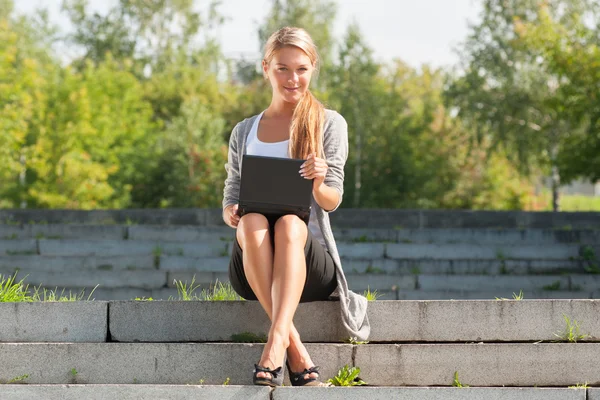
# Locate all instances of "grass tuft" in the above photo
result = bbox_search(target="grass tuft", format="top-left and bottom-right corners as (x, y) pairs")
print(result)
(495, 289), (524, 301)
(452, 371), (470, 388)
(568, 382), (590, 389)
(554, 314), (591, 343)
(363, 286), (381, 301)
(0, 273), (34, 302)
(327, 365), (366, 386)
(170, 277), (243, 301)
(230, 332), (267, 343)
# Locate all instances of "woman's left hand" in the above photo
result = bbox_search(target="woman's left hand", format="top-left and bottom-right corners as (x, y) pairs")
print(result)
(300, 152), (328, 190)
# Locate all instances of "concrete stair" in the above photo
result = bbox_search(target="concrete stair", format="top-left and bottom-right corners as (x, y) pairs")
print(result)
(1, 222), (599, 301)
(1, 300), (599, 398)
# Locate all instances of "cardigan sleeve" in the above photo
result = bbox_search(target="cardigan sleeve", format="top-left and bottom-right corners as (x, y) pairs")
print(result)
(222, 122), (241, 210)
(322, 110), (349, 212)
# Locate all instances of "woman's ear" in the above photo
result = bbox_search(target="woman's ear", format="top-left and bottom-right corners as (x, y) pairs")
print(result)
(262, 59), (269, 80)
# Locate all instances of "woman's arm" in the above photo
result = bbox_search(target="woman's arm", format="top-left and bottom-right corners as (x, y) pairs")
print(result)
(300, 111), (349, 212)
(222, 123), (242, 227)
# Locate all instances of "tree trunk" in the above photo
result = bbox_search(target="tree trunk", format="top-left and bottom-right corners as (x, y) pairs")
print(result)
(352, 101), (362, 208)
(551, 163), (560, 212)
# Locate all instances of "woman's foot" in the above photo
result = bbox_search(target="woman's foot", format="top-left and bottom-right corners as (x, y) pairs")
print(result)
(286, 340), (320, 384)
(254, 334), (288, 383)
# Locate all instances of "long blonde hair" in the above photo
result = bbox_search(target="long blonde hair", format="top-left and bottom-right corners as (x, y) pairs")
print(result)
(263, 27), (325, 159)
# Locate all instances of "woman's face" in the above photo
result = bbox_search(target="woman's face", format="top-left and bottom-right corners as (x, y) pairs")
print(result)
(263, 46), (314, 105)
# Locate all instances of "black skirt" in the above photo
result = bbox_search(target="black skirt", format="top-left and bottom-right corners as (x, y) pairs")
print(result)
(228, 214), (338, 302)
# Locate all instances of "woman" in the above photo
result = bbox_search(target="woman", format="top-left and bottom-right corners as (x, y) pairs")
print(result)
(222, 26), (370, 387)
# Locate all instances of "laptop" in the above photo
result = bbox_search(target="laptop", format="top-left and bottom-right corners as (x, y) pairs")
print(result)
(236, 154), (313, 223)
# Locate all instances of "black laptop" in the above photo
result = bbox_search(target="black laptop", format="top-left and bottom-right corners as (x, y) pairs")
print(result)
(236, 154), (313, 223)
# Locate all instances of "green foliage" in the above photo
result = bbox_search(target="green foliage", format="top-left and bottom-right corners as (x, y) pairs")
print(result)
(7, 374), (30, 384)
(170, 277), (243, 301)
(452, 371), (470, 388)
(554, 314), (591, 343)
(363, 286), (381, 301)
(0, 273), (34, 302)
(0, 273), (97, 302)
(230, 332), (267, 343)
(327, 365), (366, 386)
(496, 290), (524, 301)
(2, 0), (599, 211)
(200, 280), (244, 301)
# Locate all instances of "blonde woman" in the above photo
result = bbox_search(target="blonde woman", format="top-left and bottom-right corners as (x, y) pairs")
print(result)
(222, 26), (370, 387)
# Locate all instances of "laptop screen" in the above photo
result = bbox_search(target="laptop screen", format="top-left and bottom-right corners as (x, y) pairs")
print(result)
(239, 154), (313, 209)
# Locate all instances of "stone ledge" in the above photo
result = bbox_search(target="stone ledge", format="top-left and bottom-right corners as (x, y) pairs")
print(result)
(0, 385), (270, 400)
(0, 343), (351, 385)
(109, 299), (600, 343)
(2, 209), (599, 229)
(274, 387), (585, 400)
(0, 302), (107, 342)
(356, 343), (600, 386)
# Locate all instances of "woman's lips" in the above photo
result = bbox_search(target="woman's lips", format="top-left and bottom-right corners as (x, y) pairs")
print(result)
(284, 87), (299, 92)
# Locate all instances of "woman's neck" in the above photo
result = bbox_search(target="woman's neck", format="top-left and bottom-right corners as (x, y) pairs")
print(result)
(264, 99), (296, 119)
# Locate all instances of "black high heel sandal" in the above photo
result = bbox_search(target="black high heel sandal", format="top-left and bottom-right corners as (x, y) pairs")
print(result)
(286, 361), (322, 386)
(253, 364), (284, 387)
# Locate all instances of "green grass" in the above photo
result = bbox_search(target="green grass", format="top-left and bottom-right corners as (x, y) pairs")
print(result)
(6, 374), (29, 384)
(170, 277), (243, 301)
(452, 371), (470, 388)
(542, 281), (561, 291)
(0, 274), (34, 302)
(0, 273), (97, 302)
(554, 314), (591, 343)
(557, 195), (600, 211)
(134, 297), (154, 301)
(364, 265), (385, 274)
(32, 285), (98, 302)
(495, 289), (524, 301)
(568, 382), (590, 389)
(327, 365), (366, 386)
(230, 332), (267, 343)
(363, 286), (381, 301)
(201, 280), (244, 301)
(343, 336), (369, 345)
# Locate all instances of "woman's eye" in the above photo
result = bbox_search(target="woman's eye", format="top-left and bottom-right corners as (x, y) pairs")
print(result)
(299, 68), (308, 71)
(278, 67), (287, 71)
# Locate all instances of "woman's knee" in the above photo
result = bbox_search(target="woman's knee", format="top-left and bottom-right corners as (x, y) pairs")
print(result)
(273, 214), (307, 244)
(236, 213), (270, 248)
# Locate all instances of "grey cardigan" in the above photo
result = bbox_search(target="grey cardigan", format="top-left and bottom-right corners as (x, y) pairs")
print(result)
(222, 109), (370, 341)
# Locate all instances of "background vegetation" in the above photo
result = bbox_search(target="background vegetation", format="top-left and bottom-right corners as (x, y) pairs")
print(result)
(1, 0), (599, 211)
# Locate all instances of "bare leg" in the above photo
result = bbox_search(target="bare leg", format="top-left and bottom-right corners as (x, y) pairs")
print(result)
(236, 214), (317, 380)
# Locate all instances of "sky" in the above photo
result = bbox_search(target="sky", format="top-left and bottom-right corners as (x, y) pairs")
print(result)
(14, 0), (483, 69)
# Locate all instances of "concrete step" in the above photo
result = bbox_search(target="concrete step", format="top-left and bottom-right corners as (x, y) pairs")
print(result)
(108, 299), (600, 343)
(3, 300), (600, 343)
(0, 385), (588, 400)
(344, 257), (585, 275)
(2, 208), (600, 229)
(334, 227), (600, 245)
(0, 385), (269, 400)
(0, 224), (126, 240)
(37, 239), (228, 258)
(1, 254), (588, 279)
(0, 255), (157, 271)
(0, 268), (167, 289)
(0, 342), (598, 386)
(275, 387), (589, 400)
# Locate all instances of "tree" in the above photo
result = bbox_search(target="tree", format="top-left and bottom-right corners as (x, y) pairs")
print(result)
(512, 1), (600, 183)
(445, 0), (596, 211)
(62, 0), (224, 74)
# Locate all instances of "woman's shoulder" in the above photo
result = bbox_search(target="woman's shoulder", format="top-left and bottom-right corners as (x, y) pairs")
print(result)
(323, 108), (348, 132)
(232, 113), (262, 136)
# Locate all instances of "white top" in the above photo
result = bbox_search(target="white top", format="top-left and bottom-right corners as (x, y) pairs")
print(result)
(245, 111), (326, 247)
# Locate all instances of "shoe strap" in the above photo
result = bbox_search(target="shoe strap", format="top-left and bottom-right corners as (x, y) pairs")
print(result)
(254, 364), (282, 378)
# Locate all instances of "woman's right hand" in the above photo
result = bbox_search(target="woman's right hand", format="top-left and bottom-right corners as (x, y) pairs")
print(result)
(223, 204), (240, 228)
